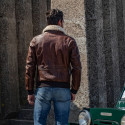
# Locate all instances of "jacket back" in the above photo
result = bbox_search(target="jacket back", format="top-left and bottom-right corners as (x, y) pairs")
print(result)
(25, 25), (81, 94)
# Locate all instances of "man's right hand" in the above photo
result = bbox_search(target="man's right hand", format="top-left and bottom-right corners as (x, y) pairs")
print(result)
(27, 95), (35, 106)
(71, 93), (76, 101)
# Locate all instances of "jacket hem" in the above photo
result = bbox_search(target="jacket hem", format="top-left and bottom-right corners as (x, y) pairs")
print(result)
(37, 81), (70, 88)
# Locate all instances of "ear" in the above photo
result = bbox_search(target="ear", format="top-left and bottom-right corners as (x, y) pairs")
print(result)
(58, 20), (62, 26)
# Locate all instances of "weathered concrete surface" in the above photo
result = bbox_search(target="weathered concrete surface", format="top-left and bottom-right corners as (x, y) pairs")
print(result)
(118, 0), (125, 89)
(102, 0), (120, 107)
(0, 0), (19, 117)
(85, 0), (121, 108)
(117, 0), (125, 89)
(109, 0), (120, 105)
(0, 0), (48, 118)
(15, 0), (33, 106)
(94, 0), (107, 107)
(102, 0), (115, 107)
(47, 0), (51, 10)
(85, 0), (99, 107)
(51, 0), (88, 123)
(32, 0), (47, 36)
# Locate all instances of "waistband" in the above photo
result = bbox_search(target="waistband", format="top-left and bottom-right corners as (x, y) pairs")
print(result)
(37, 81), (70, 88)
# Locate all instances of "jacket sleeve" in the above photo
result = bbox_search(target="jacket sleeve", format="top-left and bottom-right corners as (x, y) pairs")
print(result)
(69, 39), (82, 94)
(25, 38), (36, 94)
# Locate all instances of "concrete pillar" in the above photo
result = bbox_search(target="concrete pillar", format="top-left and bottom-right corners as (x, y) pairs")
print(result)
(102, 0), (120, 107)
(116, 0), (125, 89)
(0, 0), (19, 117)
(109, 0), (120, 105)
(85, 0), (99, 107)
(86, 0), (121, 107)
(32, 0), (47, 36)
(118, 0), (125, 88)
(47, 0), (51, 10)
(102, 0), (115, 107)
(51, 0), (88, 123)
(95, 0), (107, 107)
(15, 0), (33, 105)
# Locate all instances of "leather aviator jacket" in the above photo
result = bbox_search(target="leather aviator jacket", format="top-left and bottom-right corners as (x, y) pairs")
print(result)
(25, 25), (82, 94)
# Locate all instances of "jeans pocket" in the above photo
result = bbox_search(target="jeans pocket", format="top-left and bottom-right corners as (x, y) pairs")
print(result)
(64, 88), (71, 101)
(54, 88), (71, 101)
(35, 87), (52, 101)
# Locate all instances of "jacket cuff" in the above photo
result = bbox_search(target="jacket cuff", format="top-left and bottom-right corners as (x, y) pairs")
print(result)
(27, 90), (34, 95)
(71, 89), (77, 94)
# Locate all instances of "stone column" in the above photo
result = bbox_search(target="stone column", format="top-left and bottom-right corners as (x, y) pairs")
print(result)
(85, 0), (107, 108)
(118, 0), (125, 88)
(85, 0), (121, 107)
(32, 0), (47, 36)
(15, 0), (33, 105)
(0, 0), (19, 117)
(85, 0), (99, 107)
(95, 0), (107, 107)
(51, 0), (88, 123)
(102, 0), (120, 107)
(109, 0), (120, 105)
(47, 0), (51, 10)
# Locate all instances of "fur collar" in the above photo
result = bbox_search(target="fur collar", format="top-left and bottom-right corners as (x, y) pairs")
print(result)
(43, 25), (65, 34)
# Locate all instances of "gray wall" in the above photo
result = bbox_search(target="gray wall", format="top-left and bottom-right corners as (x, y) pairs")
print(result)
(0, 0), (47, 117)
(0, 0), (19, 117)
(16, 0), (47, 106)
(85, 0), (125, 107)
(15, 0), (33, 106)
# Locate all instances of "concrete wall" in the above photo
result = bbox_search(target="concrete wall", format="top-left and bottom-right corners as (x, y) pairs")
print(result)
(119, 0), (125, 88)
(15, 0), (33, 106)
(0, 0), (48, 117)
(85, 0), (125, 108)
(15, 0), (47, 106)
(51, 0), (89, 123)
(0, 0), (19, 117)
(32, 0), (47, 36)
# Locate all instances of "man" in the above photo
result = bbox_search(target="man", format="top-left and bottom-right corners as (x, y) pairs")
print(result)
(25, 9), (81, 125)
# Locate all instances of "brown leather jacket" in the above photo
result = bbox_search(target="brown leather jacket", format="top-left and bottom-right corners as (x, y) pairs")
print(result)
(25, 25), (81, 94)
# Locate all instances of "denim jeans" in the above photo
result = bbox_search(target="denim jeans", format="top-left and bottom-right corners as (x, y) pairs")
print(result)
(34, 87), (71, 125)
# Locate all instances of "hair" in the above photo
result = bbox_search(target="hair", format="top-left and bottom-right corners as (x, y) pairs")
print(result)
(46, 9), (63, 25)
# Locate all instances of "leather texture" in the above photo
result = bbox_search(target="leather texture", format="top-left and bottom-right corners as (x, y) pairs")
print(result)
(25, 25), (82, 93)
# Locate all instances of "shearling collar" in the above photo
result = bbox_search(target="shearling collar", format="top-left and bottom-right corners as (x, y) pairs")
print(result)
(43, 25), (65, 34)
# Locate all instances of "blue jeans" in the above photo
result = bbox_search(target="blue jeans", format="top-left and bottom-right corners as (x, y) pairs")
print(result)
(34, 87), (71, 125)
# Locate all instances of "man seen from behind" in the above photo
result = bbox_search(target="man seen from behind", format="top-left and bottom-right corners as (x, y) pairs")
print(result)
(25, 9), (82, 125)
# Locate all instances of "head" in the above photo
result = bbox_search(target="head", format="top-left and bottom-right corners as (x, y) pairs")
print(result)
(46, 9), (64, 27)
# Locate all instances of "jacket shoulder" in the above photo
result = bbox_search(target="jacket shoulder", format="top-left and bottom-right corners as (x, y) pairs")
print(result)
(64, 34), (75, 41)
(64, 35), (77, 48)
(30, 34), (44, 47)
